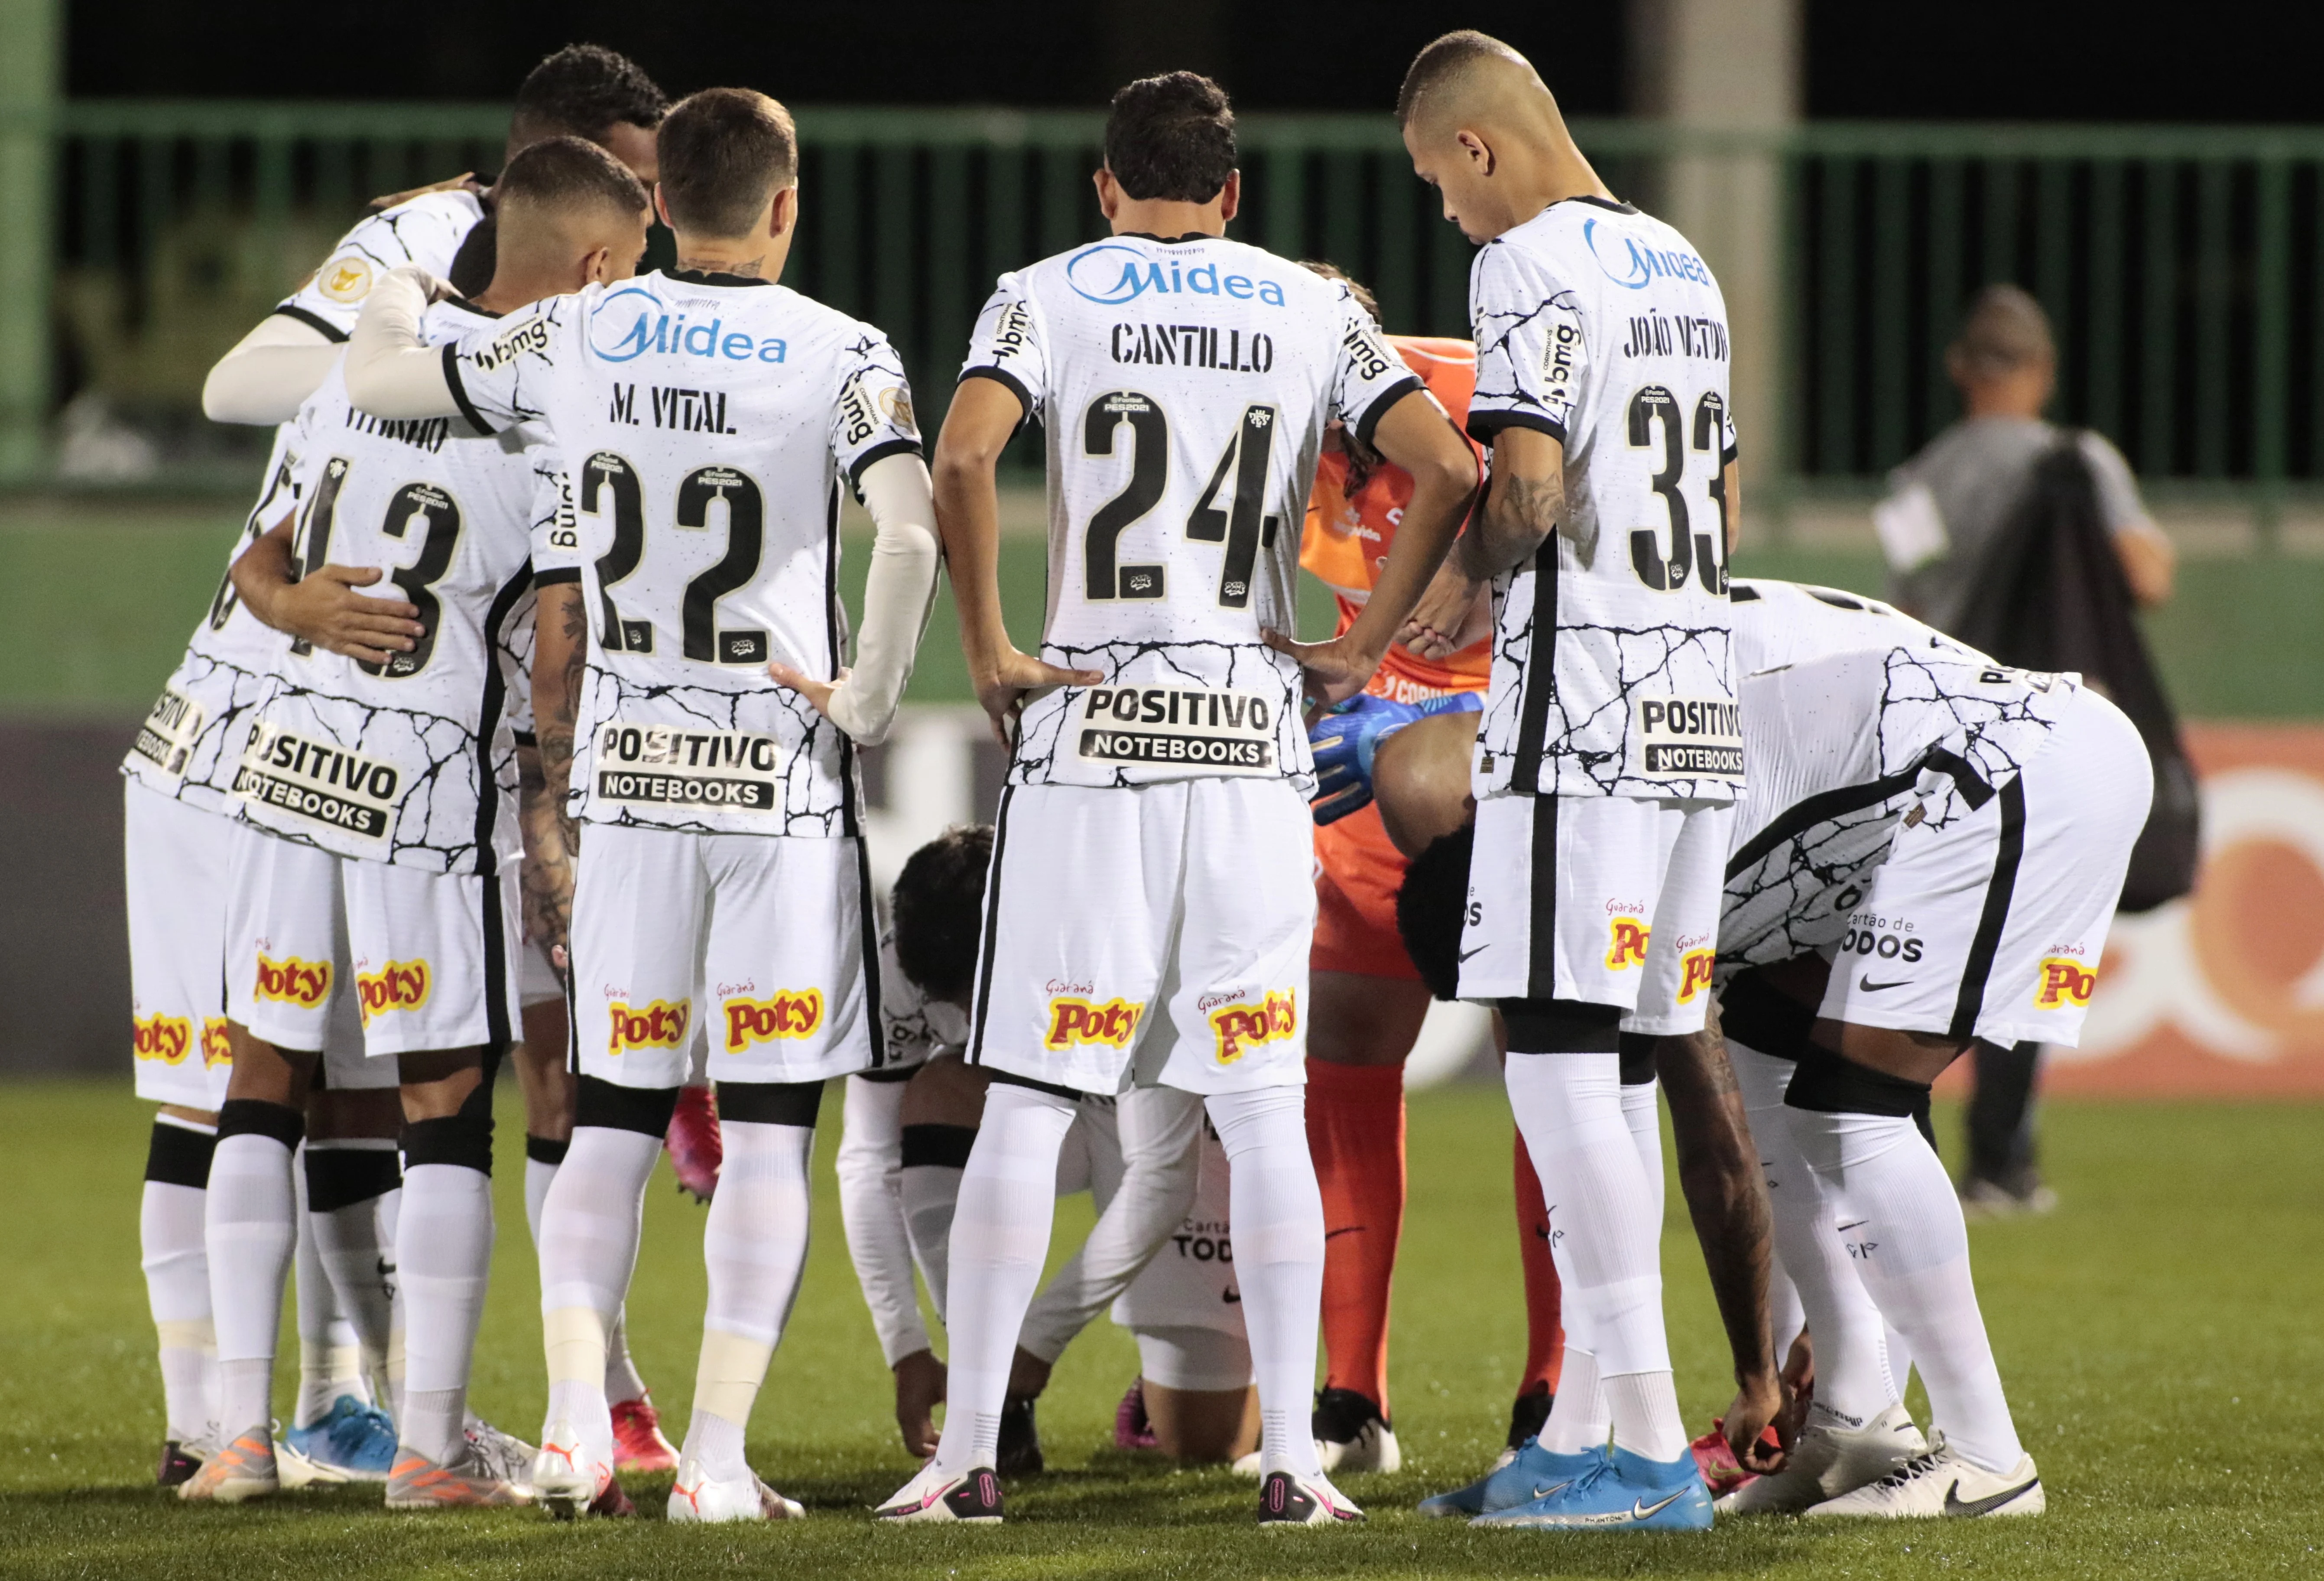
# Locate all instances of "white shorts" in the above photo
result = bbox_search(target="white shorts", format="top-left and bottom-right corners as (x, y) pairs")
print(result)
(1136, 1325), (1253, 1392)
(968, 779), (1315, 1096)
(518, 937), (563, 1009)
(1113, 1118), (1245, 1337)
(1458, 792), (1732, 1025)
(1817, 690), (2151, 1049)
(225, 824), (516, 1067)
(570, 822), (876, 1089)
(124, 781), (237, 1109)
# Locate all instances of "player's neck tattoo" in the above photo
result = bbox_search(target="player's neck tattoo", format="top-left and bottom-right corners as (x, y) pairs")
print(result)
(676, 251), (768, 278)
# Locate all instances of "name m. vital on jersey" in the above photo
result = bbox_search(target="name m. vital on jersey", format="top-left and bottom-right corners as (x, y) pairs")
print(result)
(594, 720), (788, 812)
(1635, 696), (1743, 781)
(232, 722), (407, 841)
(1074, 684), (1276, 774)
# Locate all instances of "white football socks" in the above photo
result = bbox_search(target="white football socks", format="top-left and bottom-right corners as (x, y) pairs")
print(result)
(396, 1163), (494, 1465)
(834, 1075), (932, 1367)
(928, 1083), (1079, 1478)
(1019, 1085), (1203, 1364)
(1785, 1103), (2024, 1473)
(682, 1118), (816, 1480)
(538, 1125), (660, 1445)
(1505, 1054), (1687, 1463)
(1620, 1076), (1665, 1228)
(140, 1172), (217, 1444)
(523, 1140), (650, 1407)
(1730, 1041), (1904, 1430)
(899, 1160), (964, 1319)
(292, 1186), (368, 1429)
(1536, 1346), (1607, 1455)
(207, 1129), (300, 1436)
(1205, 1084), (1328, 1480)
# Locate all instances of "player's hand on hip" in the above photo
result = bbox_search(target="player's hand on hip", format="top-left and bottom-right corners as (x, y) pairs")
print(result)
(278, 564), (422, 665)
(1262, 627), (1380, 713)
(972, 648), (1105, 748)
(767, 659), (842, 720)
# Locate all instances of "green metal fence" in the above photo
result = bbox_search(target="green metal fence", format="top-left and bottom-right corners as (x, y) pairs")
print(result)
(26, 102), (2324, 503)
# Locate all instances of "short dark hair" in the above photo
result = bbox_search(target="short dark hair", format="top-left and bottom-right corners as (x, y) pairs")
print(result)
(657, 88), (798, 238)
(494, 135), (650, 224)
(892, 825), (995, 1005)
(1397, 29), (1524, 129)
(1298, 260), (1380, 327)
(1104, 72), (1237, 204)
(510, 44), (668, 146)
(1396, 821), (1475, 1002)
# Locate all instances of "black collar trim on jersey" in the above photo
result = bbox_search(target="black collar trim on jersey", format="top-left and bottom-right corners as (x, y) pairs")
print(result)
(1562, 194), (1639, 215)
(1119, 231), (1214, 245)
(667, 267), (775, 288)
(443, 294), (502, 320)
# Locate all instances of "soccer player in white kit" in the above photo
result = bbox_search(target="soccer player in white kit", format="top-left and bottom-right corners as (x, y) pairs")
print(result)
(872, 72), (1479, 1528)
(180, 140), (655, 1508)
(1397, 33), (1746, 1530)
(1707, 579), (2147, 1518)
(346, 88), (941, 1522)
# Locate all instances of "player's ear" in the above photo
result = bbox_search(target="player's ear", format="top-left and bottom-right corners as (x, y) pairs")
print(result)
(1093, 166), (1122, 221)
(768, 184), (798, 241)
(580, 244), (614, 286)
(652, 182), (675, 232)
(1456, 128), (1495, 176)
(1217, 169), (1241, 223)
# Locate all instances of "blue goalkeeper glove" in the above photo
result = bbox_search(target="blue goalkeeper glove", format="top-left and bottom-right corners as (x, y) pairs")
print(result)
(1307, 690), (1481, 826)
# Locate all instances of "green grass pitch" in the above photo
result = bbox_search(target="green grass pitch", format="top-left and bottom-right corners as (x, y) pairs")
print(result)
(0, 1079), (2315, 1578)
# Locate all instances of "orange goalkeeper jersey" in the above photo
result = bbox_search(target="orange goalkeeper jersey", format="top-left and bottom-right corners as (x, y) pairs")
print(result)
(1300, 335), (1490, 700)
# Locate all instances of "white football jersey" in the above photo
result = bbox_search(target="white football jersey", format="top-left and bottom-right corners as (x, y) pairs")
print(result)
(1717, 579), (2082, 972)
(441, 269), (922, 837)
(1467, 198), (1740, 802)
(874, 928), (966, 1074)
(235, 300), (550, 874)
(123, 192), (487, 815)
(961, 234), (1427, 792)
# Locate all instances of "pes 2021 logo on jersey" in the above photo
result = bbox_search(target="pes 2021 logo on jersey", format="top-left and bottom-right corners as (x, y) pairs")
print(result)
(133, 1013), (194, 1066)
(355, 960), (431, 1026)
(723, 990), (824, 1052)
(607, 998), (691, 1055)
(587, 286), (789, 365)
(2034, 956), (2099, 1010)
(1207, 989), (1298, 1065)
(1064, 242), (1289, 307)
(1044, 995), (1144, 1052)
(254, 953), (333, 1009)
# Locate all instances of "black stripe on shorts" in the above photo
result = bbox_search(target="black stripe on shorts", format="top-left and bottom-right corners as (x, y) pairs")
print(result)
(1527, 792), (1560, 1001)
(964, 784), (1014, 1067)
(1948, 775), (2027, 1043)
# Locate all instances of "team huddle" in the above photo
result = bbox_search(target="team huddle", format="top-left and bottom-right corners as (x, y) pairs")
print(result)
(123, 30), (2150, 1533)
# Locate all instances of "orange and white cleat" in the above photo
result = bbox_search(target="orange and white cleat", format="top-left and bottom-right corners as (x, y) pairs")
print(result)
(385, 1443), (534, 1510)
(533, 1418), (618, 1522)
(665, 1455), (805, 1523)
(176, 1427), (278, 1503)
(612, 1394), (680, 1474)
(665, 1085), (722, 1202)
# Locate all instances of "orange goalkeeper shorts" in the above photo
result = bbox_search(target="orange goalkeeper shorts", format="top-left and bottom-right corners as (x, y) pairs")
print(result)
(1311, 801), (1419, 980)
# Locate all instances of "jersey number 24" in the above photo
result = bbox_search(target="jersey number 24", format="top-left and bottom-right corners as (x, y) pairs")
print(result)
(1082, 390), (1282, 609)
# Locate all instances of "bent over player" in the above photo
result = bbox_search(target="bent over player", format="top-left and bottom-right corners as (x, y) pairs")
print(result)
(347, 88), (940, 1522)
(1396, 32), (1746, 1530)
(873, 71), (1477, 1528)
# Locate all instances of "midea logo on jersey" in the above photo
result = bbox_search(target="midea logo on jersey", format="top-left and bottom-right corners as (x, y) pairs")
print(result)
(588, 286), (789, 364)
(1065, 242), (1289, 307)
(1582, 217), (1711, 291)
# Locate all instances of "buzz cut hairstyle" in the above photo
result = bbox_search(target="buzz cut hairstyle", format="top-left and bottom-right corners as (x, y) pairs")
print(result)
(1396, 821), (1476, 1003)
(509, 43), (669, 144)
(892, 825), (996, 1005)
(493, 135), (651, 224)
(657, 88), (799, 240)
(1397, 29), (1527, 130)
(1104, 72), (1237, 204)
(1952, 283), (2057, 380)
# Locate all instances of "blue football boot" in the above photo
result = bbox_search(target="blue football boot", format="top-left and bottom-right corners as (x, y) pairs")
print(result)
(1417, 1439), (1609, 1519)
(281, 1394), (397, 1481)
(1472, 1444), (1713, 1532)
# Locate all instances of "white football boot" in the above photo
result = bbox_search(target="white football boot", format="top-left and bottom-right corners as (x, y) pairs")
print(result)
(665, 1455), (806, 1523)
(1256, 1468), (1365, 1526)
(1717, 1402), (1928, 1514)
(873, 1462), (1003, 1524)
(533, 1415), (618, 1521)
(1805, 1436), (2044, 1519)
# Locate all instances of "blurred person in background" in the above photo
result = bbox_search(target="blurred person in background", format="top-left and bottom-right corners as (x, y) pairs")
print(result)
(1872, 283), (2180, 1217)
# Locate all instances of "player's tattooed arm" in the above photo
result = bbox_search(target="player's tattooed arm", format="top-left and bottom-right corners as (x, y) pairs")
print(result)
(533, 582), (588, 858)
(1659, 1012), (1789, 1475)
(514, 742), (573, 981)
(230, 514), (422, 664)
(1459, 426), (1570, 580)
(932, 377), (1102, 745)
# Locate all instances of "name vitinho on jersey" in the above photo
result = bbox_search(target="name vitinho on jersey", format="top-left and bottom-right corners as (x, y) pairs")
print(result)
(587, 285), (788, 364)
(341, 409), (451, 453)
(1066, 241), (1290, 307)
(605, 382), (740, 435)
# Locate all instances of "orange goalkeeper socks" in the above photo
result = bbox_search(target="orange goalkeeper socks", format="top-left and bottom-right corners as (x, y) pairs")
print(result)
(1306, 1058), (1406, 1415)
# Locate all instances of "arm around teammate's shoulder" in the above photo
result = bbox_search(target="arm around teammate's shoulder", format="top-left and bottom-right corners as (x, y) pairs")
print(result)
(201, 314), (344, 426)
(343, 265), (463, 420)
